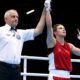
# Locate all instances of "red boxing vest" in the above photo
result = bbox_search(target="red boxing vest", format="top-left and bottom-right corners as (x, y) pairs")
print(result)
(53, 40), (72, 71)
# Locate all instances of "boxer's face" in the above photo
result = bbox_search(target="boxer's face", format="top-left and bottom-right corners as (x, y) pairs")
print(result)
(54, 25), (66, 37)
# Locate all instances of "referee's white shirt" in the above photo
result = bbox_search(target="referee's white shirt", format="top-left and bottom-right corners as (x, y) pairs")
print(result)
(0, 24), (34, 64)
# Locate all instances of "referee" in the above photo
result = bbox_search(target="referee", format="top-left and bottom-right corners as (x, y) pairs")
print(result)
(0, 7), (46, 80)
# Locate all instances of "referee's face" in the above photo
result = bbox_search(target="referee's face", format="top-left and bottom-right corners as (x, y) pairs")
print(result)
(5, 11), (19, 27)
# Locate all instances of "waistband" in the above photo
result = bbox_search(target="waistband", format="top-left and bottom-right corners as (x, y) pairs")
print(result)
(49, 69), (70, 78)
(0, 61), (19, 69)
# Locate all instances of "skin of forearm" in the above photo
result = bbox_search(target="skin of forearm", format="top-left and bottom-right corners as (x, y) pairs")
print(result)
(46, 10), (53, 45)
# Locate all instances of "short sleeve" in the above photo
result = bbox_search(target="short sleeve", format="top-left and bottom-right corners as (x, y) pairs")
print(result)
(21, 29), (35, 42)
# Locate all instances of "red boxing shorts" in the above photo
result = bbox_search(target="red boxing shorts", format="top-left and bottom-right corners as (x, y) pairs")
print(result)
(48, 76), (71, 80)
(53, 76), (71, 80)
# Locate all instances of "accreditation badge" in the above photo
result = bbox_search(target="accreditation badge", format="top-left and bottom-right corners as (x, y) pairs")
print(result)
(16, 34), (21, 40)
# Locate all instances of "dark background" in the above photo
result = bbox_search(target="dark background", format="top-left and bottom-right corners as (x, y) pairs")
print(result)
(0, 0), (80, 80)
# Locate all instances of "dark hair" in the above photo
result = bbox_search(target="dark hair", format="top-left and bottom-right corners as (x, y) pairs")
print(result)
(53, 24), (62, 32)
(53, 24), (63, 37)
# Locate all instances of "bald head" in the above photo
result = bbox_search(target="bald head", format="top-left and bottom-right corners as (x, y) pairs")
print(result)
(4, 9), (19, 27)
(4, 9), (18, 19)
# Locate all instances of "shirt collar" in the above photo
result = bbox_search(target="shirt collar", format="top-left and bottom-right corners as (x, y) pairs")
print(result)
(4, 24), (11, 31)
